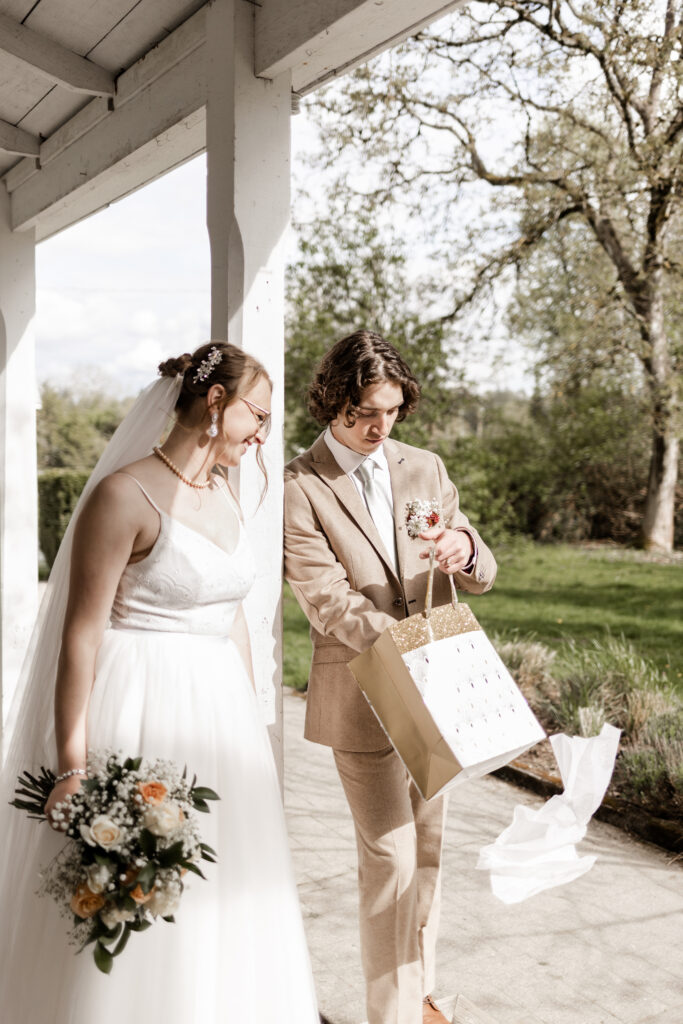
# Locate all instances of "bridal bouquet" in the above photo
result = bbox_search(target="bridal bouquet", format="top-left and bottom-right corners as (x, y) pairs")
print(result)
(11, 752), (219, 974)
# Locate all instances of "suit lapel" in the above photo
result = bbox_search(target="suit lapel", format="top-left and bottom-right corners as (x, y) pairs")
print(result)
(309, 433), (400, 581)
(387, 440), (413, 585)
(385, 439), (429, 580)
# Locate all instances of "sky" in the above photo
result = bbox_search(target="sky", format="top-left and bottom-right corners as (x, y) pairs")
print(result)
(35, 154), (212, 396)
(34, 93), (534, 399)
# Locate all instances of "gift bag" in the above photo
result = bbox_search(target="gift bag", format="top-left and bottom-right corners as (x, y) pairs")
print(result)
(348, 552), (546, 799)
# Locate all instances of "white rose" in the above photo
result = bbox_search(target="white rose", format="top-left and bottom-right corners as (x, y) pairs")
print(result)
(143, 801), (184, 838)
(147, 885), (181, 918)
(79, 822), (96, 846)
(100, 905), (136, 929)
(85, 863), (111, 894)
(82, 815), (125, 850)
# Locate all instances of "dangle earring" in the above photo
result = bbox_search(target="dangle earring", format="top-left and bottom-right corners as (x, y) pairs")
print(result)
(207, 410), (219, 439)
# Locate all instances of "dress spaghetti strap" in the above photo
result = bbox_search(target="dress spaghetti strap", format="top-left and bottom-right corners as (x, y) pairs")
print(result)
(214, 476), (244, 524)
(115, 472), (163, 514)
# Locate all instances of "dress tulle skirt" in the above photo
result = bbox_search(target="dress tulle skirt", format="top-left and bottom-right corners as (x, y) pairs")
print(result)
(0, 628), (319, 1024)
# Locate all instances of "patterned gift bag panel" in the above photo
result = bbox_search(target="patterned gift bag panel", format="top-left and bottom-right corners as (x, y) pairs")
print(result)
(402, 631), (545, 769)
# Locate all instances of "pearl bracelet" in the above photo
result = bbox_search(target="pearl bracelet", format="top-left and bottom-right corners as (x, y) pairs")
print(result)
(54, 768), (87, 784)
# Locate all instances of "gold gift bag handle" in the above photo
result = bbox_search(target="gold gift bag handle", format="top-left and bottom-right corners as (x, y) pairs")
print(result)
(423, 547), (459, 620)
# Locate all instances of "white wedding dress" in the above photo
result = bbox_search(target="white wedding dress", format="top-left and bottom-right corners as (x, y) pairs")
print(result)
(0, 479), (319, 1024)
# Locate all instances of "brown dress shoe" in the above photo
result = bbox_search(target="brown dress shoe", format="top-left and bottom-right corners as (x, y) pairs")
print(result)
(423, 994), (449, 1024)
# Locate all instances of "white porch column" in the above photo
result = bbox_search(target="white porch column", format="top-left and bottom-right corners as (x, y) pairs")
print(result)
(205, 0), (291, 774)
(0, 183), (38, 745)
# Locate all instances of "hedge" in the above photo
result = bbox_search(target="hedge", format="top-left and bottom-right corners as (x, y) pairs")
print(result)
(38, 469), (89, 569)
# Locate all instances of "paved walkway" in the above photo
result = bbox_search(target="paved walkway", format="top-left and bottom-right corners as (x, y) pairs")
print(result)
(282, 690), (683, 1024)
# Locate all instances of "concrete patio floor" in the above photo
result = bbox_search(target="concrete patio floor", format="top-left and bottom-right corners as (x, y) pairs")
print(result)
(282, 689), (683, 1024)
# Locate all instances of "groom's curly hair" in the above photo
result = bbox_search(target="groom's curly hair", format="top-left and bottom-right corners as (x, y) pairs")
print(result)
(308, 330), (420, 426)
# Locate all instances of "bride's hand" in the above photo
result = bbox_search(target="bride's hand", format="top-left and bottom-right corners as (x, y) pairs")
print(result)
(45, 776), (84, 830)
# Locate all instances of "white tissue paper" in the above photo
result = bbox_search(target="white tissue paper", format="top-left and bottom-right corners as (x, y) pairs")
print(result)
(476, 722), (621, 904)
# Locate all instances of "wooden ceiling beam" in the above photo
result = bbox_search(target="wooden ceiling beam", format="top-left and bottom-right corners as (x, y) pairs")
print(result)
(256, 0), (466, 94)
(0, 117), (39, 156)
(0, 12), (115, 96)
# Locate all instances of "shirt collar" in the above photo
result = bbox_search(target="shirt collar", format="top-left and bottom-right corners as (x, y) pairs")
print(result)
(324, 426), (389, 476)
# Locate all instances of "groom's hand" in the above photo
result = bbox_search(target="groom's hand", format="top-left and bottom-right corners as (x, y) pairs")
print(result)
(418, 526), (475, 574)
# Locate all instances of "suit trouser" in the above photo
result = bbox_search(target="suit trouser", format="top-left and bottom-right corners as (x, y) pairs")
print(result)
(333, 746), (447, 1024)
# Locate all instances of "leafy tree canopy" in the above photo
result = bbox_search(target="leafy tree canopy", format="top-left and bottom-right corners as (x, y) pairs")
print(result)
(296, 0), (683, 549)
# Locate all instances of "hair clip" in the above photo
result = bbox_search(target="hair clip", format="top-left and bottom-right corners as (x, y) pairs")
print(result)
(193, 346), (223, 383)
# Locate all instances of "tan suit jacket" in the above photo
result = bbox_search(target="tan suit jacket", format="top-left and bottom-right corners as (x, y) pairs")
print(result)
(284, 433), (497, 752)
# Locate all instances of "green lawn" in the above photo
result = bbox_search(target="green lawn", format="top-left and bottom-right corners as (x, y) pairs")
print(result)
(283, 541), (683, 692)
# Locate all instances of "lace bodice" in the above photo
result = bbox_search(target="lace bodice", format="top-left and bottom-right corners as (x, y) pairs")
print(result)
(110, 480), (255, 638)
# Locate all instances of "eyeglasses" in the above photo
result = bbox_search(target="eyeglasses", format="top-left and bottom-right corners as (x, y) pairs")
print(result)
(240, 397), (272, 441)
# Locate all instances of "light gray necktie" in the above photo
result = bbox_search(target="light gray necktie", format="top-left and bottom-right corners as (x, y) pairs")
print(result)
(355, 460), (398, 573)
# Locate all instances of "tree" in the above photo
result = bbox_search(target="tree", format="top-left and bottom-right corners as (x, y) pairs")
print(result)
(285, 218), (462, 457)
(303, 0), (683, 551)
(37, 383), (131, 471)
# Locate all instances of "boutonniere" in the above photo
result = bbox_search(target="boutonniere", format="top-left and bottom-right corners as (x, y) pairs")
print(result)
(405, 499), (443, 538)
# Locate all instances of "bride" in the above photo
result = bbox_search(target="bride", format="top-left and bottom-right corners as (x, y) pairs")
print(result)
(0, 342), (319, 1023)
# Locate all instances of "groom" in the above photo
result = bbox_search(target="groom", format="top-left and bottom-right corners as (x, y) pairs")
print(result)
(284, 330), (497, 1024)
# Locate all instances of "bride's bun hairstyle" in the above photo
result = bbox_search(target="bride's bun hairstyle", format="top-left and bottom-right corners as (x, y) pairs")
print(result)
(159, 342), (271, 418)
(159, 341), (272, 491)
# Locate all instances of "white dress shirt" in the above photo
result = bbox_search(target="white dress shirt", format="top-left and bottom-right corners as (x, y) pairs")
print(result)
(324, 426), (399, 575)
(323, 427), (476, 577)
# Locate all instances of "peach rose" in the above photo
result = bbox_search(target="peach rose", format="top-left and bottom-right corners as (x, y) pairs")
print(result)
(137, 780), (167, 805)
(120, 866), (138, 887)
(119, 866), (152, 904)
(70, 883), (106, 919)
(129, 883), (153, 905)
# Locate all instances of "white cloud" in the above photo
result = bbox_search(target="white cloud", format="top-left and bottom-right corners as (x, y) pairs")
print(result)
(35, 154), (210, 395)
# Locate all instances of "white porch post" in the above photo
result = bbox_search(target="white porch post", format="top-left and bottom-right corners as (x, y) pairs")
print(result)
(0, 183), (38, 745)
(205, 0), (292, 774)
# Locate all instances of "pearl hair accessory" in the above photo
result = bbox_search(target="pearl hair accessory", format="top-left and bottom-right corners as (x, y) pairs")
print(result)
(193, 346), (223, 383)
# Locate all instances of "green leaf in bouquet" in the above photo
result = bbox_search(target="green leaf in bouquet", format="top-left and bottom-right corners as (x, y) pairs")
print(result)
(156, 840), (185, 868)
(200, 850), (217, 864)
(94, 853), (114, 868)
(94, 941), (114, 974)
(190, 786), (220, 802)
(97, 923), (123, 946)
(112, 925), (132, 957)
(138, 828), (157, 858)
(199, 841), (217, 856)
(192, 798), (209, 813)
(182, 861), (206, 880)
(161, 915), (176, 923)
(123, 756), (143, 772)
(135, 862), (156, 893)
(130, 917), (152, 933)
(121, 895), (137, 912)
